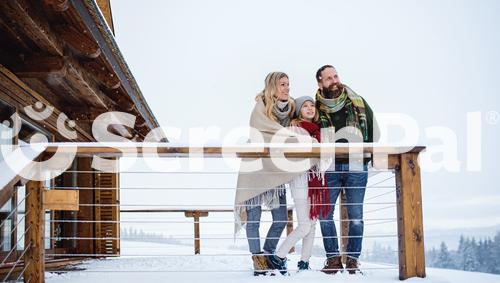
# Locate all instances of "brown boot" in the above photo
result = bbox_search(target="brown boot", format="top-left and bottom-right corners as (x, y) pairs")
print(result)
(321, 256), (343, 274)
(345, 257), (361, 274)
(252, 253), (270, 276)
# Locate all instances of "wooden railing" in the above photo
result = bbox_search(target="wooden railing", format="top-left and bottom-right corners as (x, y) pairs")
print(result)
(1, 143), (426, 282)
(0, 144), (47, 208)
(120, 208), (295, 255)
(0, 144), (46, 282)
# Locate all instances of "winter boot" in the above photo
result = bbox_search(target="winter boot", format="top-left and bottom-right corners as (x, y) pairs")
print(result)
(345, 257), (362, 275)
(252, 253), (270, 276)
(267, 254), (288, 275)
(297, 260), (310, 271)
(321, 256), (344, 274)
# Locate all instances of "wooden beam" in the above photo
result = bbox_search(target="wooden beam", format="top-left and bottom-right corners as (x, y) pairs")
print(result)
(44, 189), (79, 211)
(43, 144), (427, 158)
(12, 56), (67, 78)
(15, 55), (118, 111)
(184, 211), (209, 218)
(108, 124), (134, 140)
(0, 13), (32, 53)
(64, 58), (117, 109)
(396, 153), (426, 280)
(54, 25), (101, 58)
(0, 185), (16, 214)
(0, 256), (91, 279)
(24, 181), (45, 283)
(43, 0), (69, 12)
(81, 60), (120, 89)
(0, 64), (94, 141)
(0, 0), (64, 56)
(10, 191), (19, 261)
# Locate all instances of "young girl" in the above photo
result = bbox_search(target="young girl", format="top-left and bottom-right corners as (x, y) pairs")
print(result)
(267, 96), (331, 272)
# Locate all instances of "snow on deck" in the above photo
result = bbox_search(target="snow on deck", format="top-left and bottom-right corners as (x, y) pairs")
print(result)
(46, 241), (500, 283)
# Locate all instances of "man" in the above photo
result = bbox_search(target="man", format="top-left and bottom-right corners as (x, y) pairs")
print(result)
(315, 65), (379, 274)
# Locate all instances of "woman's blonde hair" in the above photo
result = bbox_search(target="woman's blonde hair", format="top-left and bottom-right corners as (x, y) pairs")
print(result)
(255, 72), (295, 122)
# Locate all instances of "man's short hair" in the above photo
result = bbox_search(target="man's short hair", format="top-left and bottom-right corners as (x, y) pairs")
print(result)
(316, 65), (335, 82)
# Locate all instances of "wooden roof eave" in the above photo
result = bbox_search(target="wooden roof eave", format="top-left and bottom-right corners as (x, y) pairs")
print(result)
(73, 0), (162, 135)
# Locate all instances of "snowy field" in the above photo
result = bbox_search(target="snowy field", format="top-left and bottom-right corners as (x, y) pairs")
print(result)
(46, 241), (500, 283)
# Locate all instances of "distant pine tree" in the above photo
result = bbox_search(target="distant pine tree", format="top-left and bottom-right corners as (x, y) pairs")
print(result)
(493, 232), (500, 274)
(456, 235), (466, 269)
(460, 238), (479, 271)
(436, 242), (454, 269)
(426, 231), (500, 275)
(483, 238), (497, 274)
(477, 239), (485, 273)
(363, 242), (397, 264)
(426, 247), (438, 267)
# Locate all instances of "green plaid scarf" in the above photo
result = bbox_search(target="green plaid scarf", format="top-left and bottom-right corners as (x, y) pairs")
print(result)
(316, 85), (369, 141)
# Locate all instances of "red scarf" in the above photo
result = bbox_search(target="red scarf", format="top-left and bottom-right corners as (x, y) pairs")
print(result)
(297, 121), (331, 220)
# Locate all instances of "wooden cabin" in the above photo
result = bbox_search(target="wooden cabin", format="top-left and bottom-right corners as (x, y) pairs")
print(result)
(0, 0), (160, 278)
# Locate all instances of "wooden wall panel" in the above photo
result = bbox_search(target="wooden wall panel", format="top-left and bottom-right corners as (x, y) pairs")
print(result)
(95, 160), (119, 256)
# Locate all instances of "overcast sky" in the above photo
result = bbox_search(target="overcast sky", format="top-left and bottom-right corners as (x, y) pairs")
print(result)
(111, 0), (500, 232)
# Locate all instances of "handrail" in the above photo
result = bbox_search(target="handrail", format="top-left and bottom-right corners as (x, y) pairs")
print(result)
(0, 144), (46, 208)
(40, 142), (425, 157)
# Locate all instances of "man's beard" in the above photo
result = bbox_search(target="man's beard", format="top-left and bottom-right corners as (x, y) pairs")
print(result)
(322, 82), (344, 99)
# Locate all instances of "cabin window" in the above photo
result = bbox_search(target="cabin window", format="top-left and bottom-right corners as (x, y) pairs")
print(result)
(0, 100), (14, 162)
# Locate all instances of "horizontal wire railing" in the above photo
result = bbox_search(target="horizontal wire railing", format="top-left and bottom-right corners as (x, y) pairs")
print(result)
(4, 141), (404, 276)
(58, 170), (395, 174)
(0, 143), (430, 280)
(48, 218), (398, 224)
(40, 168), (399, 277)
(47, 234), (398, 241)
(46, 266), (400, 273)
(45, 253), (400, 258)
(48, 186), (396, 190)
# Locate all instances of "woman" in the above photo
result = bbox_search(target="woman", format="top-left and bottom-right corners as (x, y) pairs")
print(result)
(234, 72), (316, 276)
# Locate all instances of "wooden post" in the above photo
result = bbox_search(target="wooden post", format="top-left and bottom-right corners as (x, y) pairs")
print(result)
(76, 157), (95, 255)
(10, 190), (18, 253)
(24, 181), (45, 283)
(395, 153), (426, 280)
(340, 190), (349, 264)
(185, 211), (208, 254)
(286, 209), (295, 253)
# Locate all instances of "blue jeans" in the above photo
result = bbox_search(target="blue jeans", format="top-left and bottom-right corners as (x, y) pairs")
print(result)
(319, 163), (368, 259)
(246, 193), (287, 254)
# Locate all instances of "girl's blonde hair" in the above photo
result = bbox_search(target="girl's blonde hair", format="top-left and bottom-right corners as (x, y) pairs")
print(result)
(255, 72), (295, 122)
(291, 101), (319, 126)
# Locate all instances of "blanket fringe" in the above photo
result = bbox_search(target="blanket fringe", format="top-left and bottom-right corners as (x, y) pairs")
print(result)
(234, 184), (287, 238)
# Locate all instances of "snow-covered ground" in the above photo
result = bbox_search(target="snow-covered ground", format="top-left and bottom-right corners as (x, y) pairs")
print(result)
(46, 241), (500, 283)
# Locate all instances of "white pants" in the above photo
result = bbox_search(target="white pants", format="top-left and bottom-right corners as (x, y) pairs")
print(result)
(276, 174), (317, 261)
